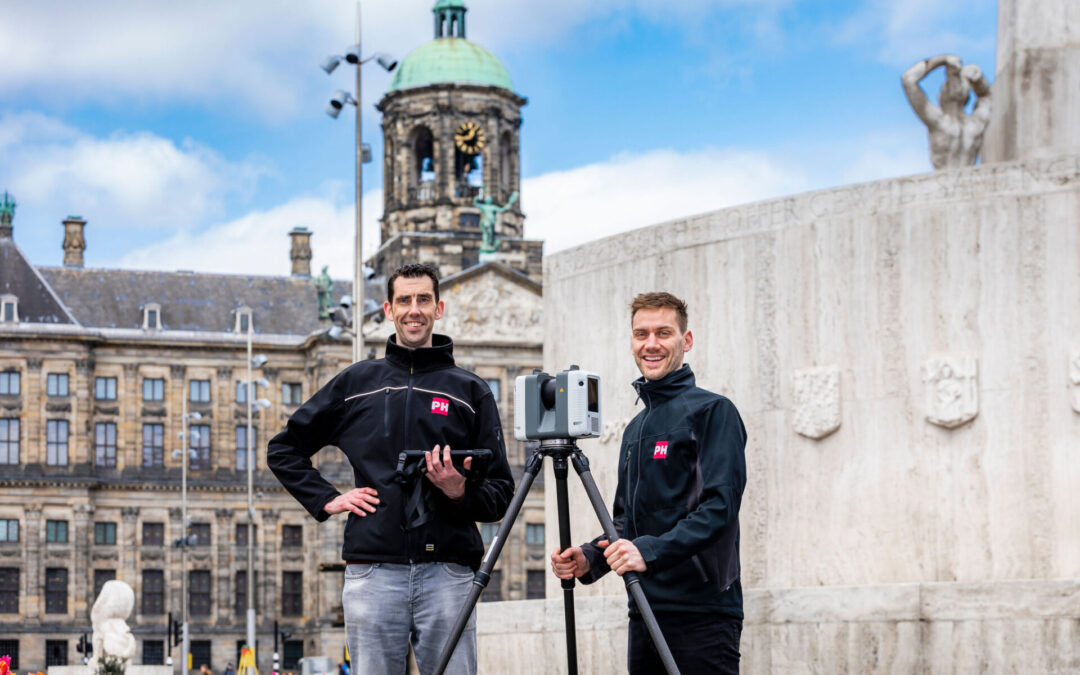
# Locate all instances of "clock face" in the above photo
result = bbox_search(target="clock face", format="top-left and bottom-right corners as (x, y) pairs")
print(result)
(454, 121), (486, 155)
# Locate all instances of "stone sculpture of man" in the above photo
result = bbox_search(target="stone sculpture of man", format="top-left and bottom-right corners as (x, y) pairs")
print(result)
(315, 265), (334, 319)
(473, 191), (518, 255)
(89, 580), (137, 669)
(902, 54), (991, 169)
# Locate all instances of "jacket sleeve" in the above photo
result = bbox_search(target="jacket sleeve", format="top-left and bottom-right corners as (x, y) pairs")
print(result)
(436, 389), (515, 522)
(632, 397), (747, 573)
(267, 371), (349, 522)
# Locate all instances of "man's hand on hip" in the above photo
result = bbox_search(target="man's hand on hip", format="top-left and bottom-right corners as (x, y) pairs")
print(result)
(425, 444), (472, 501)
(550, 546), (590, 579)
(601, 539), (647, 575)
(324, 487), (380, 517)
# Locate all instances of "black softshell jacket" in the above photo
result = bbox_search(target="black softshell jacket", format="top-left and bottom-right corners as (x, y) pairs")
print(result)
(580, 364), (747, 619)
(267, 334), (514, 569)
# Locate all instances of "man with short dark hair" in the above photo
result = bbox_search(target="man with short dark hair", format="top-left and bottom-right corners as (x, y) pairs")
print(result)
(551, 291), (747, 674)
(269, 263), (514, 675)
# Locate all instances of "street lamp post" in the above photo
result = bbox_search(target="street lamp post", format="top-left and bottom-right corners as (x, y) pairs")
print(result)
(322, 1), (396, 363)
(246, 322), (271, 657)
(178, 399), (201, 675)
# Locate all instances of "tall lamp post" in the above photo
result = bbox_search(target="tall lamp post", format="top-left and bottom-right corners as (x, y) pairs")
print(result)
(322, 2), (396, 363)
(176, 400), (201, 674)
(245, 321), (271, 656)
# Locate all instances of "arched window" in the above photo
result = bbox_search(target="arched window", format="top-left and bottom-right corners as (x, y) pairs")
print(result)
(411, 126), (435, 202)
(499, 131), (514, 199)
(455, 149), (482, 198)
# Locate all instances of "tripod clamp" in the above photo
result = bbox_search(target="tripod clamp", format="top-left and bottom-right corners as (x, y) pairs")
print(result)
(433, 438), (681, 675)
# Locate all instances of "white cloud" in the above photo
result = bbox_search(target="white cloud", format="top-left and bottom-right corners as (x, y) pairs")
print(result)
(0, 112), (265, 231)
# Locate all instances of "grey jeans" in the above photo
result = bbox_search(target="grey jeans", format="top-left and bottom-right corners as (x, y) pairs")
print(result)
(342, 562), (477, 675)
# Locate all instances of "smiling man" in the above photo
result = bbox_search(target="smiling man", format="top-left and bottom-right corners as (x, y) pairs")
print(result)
(551, 291), (748, 674)
(268, 263), (513, 675)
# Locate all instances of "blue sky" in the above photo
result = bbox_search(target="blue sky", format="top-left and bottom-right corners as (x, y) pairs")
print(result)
(0, 0), (997, 278)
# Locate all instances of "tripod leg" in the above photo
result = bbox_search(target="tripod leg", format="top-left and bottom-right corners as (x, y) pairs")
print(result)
(433, 450), (545, 675)
(553, 455), (579, 675)
(571, 451), (682, 675)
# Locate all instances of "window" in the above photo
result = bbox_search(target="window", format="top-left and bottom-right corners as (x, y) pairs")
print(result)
(235, 308), (252, 334)
(234, 570), (259, 615)
(0, 638), (16, 668)
(46, 520), (68, 543)
(526, 570), (545, 599)
(46, 420), (69, 466)
(235, 380), (248, 404)
(0, 567), (18, 613)
(0, 372), (19, 395)
(526, 523), (545, 546)
(45, 567), (68, 614)
(235, 426), (257, 471)
(190, 425), (210, 470)
(142, 423), (164, 468)
(189, 380), (211, 403)
(0, 519), (18, 542)
(47, 373), (69, 397)
(480, 523), (498, 545)
(95, 376), (117, 400)
(189, 570), (211, 616)
(143, 640), (164, 666)
(282, 571), (302, 616)
(190, 523), (211, 547)
(235, 522), (256, 547)
(143, 522), (164, 547)
(45, 640), (68, 667)
(94, 522), (117, 545)
(143, 378), (164, 401)
(0, 419), (17, 464)
(485, 378), (500, 402)
(282, 382), (302, 406)
(93, 569), (115, 599)
(142, 570), (164, 615)
(481, 569), (502, 602)
(191, 641), (211, 670)
(281, 524), (302, 548)
(143, 303), (161, 330)
(282, 640), (303, 670)
(0, 296), (17, 323)
(95, 422), (117, 467)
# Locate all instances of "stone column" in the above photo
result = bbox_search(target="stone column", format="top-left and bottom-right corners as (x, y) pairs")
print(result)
(72, 502), (94, 618)
(62, 216), (87, 267)
(122, 363), (139, 470)
(983, 0), (1080, 161)
(289, 227), (313, 277)
(23, 507), (42, 620)
(215, 508), (234, 625)
(121, 506), (140, 585)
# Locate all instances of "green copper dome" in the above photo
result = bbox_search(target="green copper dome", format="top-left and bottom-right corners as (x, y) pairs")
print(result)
(388, 38), (512, 92)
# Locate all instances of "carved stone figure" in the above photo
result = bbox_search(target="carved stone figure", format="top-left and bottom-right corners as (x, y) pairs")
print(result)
(902, 55), (992, 169)
(473, 191), (518, 255)
(792, 365), (841, 440)
(1070, 352), (1080, 413)
(923, 355), (979, 428)
(89, 579), (137, 669)
(314, 265), (334, 319)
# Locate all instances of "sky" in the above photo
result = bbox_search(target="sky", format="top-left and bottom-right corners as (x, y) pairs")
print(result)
(0, 0), (997, 278)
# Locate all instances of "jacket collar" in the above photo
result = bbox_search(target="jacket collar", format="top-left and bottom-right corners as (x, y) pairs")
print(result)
(633, 363), (695, 406)
(384, 333), (456, 372)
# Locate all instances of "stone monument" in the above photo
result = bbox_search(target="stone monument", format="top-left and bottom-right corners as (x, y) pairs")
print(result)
(89, 580), (137, 670)
(902, 54), (991, 169)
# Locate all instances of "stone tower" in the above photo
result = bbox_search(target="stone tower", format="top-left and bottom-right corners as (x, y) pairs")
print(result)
(373, 0), (542, 281)
(983, 0), (1080, 161)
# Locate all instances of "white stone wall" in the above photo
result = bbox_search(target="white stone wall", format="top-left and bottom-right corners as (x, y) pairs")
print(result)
(472, 157), (1080, 673)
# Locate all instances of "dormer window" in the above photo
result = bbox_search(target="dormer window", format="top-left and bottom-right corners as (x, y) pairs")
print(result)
(142, 302), (162, 330)
(1, 294), (17, 323)
(235, 307), (253, 333)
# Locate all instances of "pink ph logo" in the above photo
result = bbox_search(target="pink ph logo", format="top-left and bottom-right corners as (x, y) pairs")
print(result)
(653, 441), (668, 459)
(431, 398), (450, 415)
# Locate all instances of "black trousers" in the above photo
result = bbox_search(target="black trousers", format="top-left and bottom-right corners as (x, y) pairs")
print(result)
(628, 612), (742, 675)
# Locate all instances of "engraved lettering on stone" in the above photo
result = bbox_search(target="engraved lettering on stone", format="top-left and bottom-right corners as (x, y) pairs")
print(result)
(1070, 351), (1080, 414)
(792, 365), (841, 440)
(923, 355), (978, 428)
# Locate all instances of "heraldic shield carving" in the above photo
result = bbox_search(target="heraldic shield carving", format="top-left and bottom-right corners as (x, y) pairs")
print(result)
(1070, 351), (1080, 414)
(923, 354), (979, 428)
(792, 365), (841, 440)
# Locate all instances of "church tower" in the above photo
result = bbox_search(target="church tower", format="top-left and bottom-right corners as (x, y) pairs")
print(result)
(374, 0), (542, 281)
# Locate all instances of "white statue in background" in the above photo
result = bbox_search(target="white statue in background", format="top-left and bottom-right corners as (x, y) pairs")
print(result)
(89, 580), (137, 670)
(902, 54), (992, 169)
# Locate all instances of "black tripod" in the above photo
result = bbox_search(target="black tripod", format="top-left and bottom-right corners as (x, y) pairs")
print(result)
(434, 438), (681, 675)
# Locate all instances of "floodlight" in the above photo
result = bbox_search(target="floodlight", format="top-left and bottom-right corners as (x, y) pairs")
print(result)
(320, 55), (341, 74)
(255, 378), (270, 389)
(377, 56), (397, 72)
(328, 325), (343, 339)
(252, 354), (268, 368)
(343, 46), (361, 64)
(256, 398), (272, 409)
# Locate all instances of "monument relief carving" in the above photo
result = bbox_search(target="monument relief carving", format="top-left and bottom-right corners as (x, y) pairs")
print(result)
(792, 365), (841, 440)
(441, 275), (542, 341)
(923, 355), (979, 428)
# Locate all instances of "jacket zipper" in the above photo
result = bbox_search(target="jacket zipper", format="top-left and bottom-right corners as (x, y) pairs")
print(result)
(402, 364), (415, 561)
(628, 386), (651, 536)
